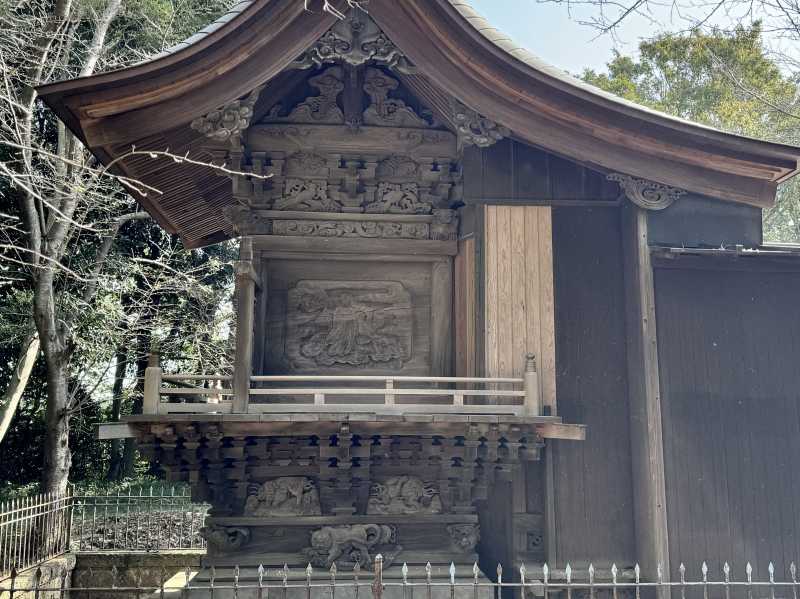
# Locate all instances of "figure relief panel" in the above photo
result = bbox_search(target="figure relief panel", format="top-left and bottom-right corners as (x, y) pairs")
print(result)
(244, 477), (322, 516)
(286, 280), (413, 371)
(367, 476), (443, 515)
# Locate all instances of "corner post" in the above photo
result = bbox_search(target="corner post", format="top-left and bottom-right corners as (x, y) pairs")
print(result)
(233, 237), (257, 413)
(524, 353), (540, 415)
(622, 202), (670, 588)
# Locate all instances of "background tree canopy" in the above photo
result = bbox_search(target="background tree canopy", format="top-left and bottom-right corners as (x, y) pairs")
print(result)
(582, 24), (800, 241)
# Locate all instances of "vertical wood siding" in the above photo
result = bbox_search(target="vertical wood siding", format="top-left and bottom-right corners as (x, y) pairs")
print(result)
(654, 264), (800, 579)
(483, 205), (556, 409)
(551, 207), (637, 564)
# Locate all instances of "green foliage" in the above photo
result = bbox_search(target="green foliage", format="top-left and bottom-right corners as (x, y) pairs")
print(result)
(0, 0), (238, 493)
(583, 24), (800, 241)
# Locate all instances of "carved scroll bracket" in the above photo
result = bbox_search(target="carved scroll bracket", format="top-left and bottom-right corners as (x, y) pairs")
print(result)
(451, 99), (510, 148)
(607, 173), (686, 210)
(191, 85), (265, 144)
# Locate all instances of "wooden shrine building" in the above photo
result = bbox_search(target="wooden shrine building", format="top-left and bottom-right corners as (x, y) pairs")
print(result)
(39, 0), (800, 589)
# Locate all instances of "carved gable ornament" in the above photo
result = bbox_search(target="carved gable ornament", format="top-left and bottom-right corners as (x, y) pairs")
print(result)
(291, 10), (414, 74)
(607, 173), (686, 210)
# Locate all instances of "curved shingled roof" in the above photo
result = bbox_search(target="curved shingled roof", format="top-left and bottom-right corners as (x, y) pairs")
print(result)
(36, 0), (800, 247)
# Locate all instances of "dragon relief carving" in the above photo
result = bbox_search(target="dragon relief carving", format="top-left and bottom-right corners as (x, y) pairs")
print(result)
(304, 524), (400, 569)
(287, 281), (412, 370)
(362, 68), (428, 128)
(367, 476), (443, 515)
(244, 477), (321, 517)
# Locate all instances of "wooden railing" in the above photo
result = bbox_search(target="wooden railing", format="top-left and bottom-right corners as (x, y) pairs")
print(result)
(142, 354), (541, 417)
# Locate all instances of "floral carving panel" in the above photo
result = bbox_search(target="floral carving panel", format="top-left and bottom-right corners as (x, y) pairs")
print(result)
(286, 281), (413, 371)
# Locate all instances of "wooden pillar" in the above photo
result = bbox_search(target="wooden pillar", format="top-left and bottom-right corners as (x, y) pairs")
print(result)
(430, 257), (454, 376)
(622, 203), (670, 584)
(233, 237), (258, 413)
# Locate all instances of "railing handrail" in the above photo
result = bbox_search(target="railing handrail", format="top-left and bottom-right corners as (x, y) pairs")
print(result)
(143, 352), (542, 417)
(250, 375), (524, 384)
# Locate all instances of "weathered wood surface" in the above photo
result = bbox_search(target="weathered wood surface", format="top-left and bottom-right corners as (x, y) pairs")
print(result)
(654, 262), (800, 580)
(483, 205), (556, 411)
(550, 207), (637, 564)
(622, 203), (670, 581)
(647, 193), (762, 248)
(463, 140), (620, 205)
(454, 237), (476, 378)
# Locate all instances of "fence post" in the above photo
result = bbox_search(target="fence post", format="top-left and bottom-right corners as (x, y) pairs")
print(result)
(372, 555), (383, 599)
(143, 355), (162, 415)
(524, 353), (540, 416)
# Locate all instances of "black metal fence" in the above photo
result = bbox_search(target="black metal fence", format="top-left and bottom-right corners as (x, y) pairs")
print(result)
(0, 486), (207, 579)
(2, 555), (800, 598)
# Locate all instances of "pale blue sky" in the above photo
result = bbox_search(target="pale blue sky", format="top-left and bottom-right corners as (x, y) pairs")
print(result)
(469, 0), (780, 76)
(469, 0), (653, 75)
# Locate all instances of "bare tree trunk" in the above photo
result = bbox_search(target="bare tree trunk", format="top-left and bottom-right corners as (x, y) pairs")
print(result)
(0, 332), (40, 443)
(107, 347), (127, 480)
(122, 331), (150, 477)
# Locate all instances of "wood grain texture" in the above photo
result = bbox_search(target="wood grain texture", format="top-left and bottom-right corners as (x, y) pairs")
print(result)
(483, 206), (556, 410)
(622, 203), (670, 582)
(655, 264), (800, 581)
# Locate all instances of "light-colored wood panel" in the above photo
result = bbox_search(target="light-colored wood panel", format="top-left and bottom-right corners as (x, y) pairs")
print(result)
(496, 206), (514, 378)
(537, 208), (557, 412)
(524, 207), (542, 379)
(510, 207), (528, 378)
(485, 206), (499, 378)
(484, 205), (557, 413)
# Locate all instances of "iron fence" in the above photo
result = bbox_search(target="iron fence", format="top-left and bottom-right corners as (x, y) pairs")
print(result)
(0, 491), (72, 580)
(2, 556), (800, 599)
(71, 486), (207, 552)
(0, 486), (207, 579)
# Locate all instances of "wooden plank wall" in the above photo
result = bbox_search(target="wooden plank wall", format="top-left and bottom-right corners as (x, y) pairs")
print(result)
(654, 260), (800, 579)
(483, 205), (556, 409)
(550, 207), (637, 565)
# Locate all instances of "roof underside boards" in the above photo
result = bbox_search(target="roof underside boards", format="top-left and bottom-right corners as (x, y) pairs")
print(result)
(36, 0), (800, 248)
